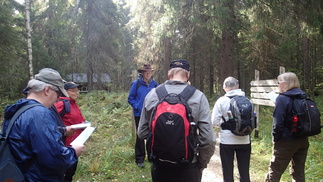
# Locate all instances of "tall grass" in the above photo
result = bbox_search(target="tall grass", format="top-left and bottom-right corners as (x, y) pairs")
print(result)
(74, 91), (152, 181)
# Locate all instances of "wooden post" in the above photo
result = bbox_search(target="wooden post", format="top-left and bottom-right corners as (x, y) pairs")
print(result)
(254, 70), (260, 138)
(279, 66), (285, 74)
(250, 66), (285, 138)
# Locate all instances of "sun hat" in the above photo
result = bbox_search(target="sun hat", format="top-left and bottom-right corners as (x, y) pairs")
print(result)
(35, 68), (69, 97)
(170, 59), (190, 71)
(137, 64), (155, 73)
(64, 82), (81, 90)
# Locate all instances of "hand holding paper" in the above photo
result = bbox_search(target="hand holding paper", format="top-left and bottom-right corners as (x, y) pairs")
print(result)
(70, 122), (91, 129)
(70, 126), (96, 145)
(266, 91), (279, 102)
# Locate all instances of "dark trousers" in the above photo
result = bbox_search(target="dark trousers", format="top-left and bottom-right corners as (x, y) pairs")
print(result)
(135, 116), (145, 163)
(64, 160), (78, 182)
(220, 143), (251, 182)
(151, 162), (202, 182)
(265, 137), (309, 182)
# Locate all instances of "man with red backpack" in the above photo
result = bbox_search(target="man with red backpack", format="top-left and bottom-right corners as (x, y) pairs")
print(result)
(138, 59), (216, 182)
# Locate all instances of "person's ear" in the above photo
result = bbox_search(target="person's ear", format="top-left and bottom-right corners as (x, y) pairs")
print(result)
(44, 86), (51, 96)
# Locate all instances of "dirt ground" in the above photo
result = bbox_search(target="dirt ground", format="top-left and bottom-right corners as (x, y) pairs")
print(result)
(201, 141), (223, 182)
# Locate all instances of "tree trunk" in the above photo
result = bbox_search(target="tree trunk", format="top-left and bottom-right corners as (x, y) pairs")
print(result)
(25, 0), (33, 79)
(219, 0), (235, 95)
(164, 37), (171, 81)
(86, 0), (94, 91)
(303, 36), (310, 91)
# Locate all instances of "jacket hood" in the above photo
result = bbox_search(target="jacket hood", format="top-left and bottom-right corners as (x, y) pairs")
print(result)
(281, 88), (307, 99)
(225, 89), (245, 97)
(4, 99), (40, 120)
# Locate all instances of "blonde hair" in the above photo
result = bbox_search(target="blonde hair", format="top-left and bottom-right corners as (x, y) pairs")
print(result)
(277, 72), (300, 91)
(168, 68), (189, 79)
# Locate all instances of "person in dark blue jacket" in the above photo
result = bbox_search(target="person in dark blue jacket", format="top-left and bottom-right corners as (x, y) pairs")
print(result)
(265, 72), (309, 182)
(2, 68), (84, 182)
(128, 64), (158, 168)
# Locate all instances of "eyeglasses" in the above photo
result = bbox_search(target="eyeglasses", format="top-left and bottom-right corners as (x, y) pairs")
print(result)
(68, 89), (80, 93)
(50, 87), (62, 97)
(277, 81), (286, 84)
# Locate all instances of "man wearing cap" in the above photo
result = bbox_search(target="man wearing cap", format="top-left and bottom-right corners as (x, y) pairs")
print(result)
(2, 69), (84, 182)
(128, 64), (158, 168)
(137, 60), (216, 182)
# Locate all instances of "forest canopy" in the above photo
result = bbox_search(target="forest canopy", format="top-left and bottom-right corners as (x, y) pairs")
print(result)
(1, 0), (322, 98)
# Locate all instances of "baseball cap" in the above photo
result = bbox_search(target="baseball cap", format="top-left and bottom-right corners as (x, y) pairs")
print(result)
(64, 82), (81, 90)
(170, 59), (190, 71)
(35, 68), (69, 97)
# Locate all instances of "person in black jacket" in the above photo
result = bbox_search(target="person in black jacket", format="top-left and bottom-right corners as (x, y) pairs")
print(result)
(265, 72), (309, 182)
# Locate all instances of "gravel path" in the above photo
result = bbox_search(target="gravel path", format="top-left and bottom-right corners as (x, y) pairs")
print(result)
(201, 139), (223, 182)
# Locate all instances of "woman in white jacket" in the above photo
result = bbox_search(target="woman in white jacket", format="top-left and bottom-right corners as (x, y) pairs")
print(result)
(211, 76), (251, 182)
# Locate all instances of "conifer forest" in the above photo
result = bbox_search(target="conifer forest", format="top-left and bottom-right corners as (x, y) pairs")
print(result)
(1, 0), (323, 98)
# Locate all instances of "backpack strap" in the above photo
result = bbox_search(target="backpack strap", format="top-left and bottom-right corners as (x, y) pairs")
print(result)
(179, 85), (196, 101)
(2, 103), (41, 138)
(135, 79), (141, 91)
(155, 84), (196, 101)
(60, 99), (71, 117)
(155, 84), (168, 101)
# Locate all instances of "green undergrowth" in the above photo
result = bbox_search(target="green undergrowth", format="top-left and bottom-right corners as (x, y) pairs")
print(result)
(74, 91), (323, 181)
(1, 91), (322, 181)
(74, 91), (152, 181)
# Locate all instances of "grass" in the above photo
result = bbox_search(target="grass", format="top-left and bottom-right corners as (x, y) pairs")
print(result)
(1, 91), (323, 181)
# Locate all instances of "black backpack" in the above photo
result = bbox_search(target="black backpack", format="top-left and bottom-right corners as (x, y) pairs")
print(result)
(0, 103), (41, 182)
(221, 95), (257, 136)
(146, 84), (197, 167)
(59, 99), (70, 117)
(288, 96), (321, 137)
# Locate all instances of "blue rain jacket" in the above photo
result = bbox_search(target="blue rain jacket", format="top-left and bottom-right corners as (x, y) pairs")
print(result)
(2, 99), (78, 182)
(128, 74), (158, 117)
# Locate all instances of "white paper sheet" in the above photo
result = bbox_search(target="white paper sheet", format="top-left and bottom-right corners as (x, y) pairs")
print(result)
(70, 126), (96, 145)
(266, 91), (279, 102)
(70, 122), (91, 129)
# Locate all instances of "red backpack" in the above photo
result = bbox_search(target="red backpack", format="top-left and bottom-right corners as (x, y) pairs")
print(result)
(146, 84), (197, 167)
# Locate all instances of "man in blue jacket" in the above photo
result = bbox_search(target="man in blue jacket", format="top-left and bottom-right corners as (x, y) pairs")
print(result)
(2, 68), (84, 182)
(128, 64), (158, 168)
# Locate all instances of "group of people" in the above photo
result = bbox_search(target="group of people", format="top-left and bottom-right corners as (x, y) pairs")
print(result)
(2, 60), (309, 182)
(3, 68), (86, 181)
(129, 60), (309, 182)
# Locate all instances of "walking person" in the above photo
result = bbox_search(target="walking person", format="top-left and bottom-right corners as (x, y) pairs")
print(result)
(2, 68), (84, 182)
(138, 59), (216, 182)
(128, 64), (158, 168)
(265, 72), (309, 182)
(211, 76), (251, 182)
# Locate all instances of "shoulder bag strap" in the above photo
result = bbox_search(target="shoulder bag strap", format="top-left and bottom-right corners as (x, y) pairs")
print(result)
(180, 85), (196, 101)
(4, 104), (41, 138)
(155, 84), (168, 101)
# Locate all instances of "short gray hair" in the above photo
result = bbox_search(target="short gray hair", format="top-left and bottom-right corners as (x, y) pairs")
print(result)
(27, 79), (58, 94)
(223, 77), (239, 90)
